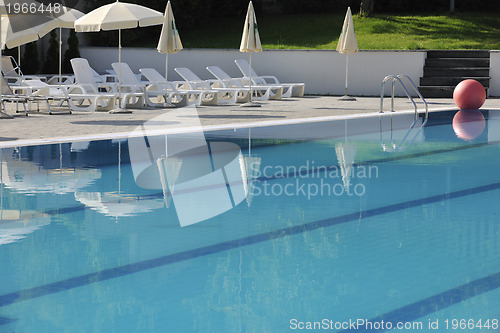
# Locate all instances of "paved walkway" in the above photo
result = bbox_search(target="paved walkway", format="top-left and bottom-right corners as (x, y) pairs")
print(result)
(0, 96), (498, 147)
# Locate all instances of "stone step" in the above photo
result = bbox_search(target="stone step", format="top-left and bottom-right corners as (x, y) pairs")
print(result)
(426, 50), (490, 59)
(418, 85), (488, 98)
(420, 77), (490, 87)
(423, 67), (490, 77)
(425, 58), (489, 68)
(418, 86), (455, 98)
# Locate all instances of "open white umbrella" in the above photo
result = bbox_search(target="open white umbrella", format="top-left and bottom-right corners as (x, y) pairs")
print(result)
(75, 1), (163, 113)
(157, 0), (182, 100)
(1, 0), (59, 118)
(75, 191), (164, 218)
(1, 15), (55, 50)
(336, 7), (358, 101)
(0, 0), (60, 50)
(239, 1), (262, 107)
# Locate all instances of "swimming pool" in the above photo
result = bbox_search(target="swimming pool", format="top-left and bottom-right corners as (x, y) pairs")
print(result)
(1, 109), (499, 332)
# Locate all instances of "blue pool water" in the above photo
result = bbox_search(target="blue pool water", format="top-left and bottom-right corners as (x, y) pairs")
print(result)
(1, 110), (500, 332)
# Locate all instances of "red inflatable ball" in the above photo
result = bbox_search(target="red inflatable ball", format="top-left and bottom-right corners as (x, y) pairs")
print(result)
(453, 79), (486, 110)
(452, 110), (485, 141)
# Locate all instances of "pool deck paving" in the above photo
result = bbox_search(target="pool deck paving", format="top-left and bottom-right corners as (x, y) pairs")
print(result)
(0, 95), (498, 147)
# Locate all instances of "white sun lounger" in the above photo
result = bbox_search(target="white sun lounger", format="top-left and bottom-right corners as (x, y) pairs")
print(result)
(235, 59), (305, 98)
(112, 63), (188, 107)
(18, 79), (72, 114)
(206, 65), (283, 100)
(175, 67), (250, 104)
(1, 56), (46, 85)
(141, 68), (219, 106)
(139, 67), (221, 107)
(0, 75), (28, 118)
(2, 75), (73, 116)
(69, 58), (143, 111)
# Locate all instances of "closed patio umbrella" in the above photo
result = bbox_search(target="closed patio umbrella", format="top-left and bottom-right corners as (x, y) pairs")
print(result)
(336, 7), (358, 101)
(157, 0), (182, 104)
(239, 1), (262, 107)
(75, 1), (163, 113)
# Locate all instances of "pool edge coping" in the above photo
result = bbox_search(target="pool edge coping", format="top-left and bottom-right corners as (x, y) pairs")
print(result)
(0, 107), (484, 149)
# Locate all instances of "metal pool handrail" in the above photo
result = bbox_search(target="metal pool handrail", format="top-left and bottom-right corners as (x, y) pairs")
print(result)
(379, 75), (430, 152)
(380, 74), (429, 124)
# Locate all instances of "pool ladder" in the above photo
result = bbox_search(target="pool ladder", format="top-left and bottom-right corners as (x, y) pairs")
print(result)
(379, 75), (429, 152)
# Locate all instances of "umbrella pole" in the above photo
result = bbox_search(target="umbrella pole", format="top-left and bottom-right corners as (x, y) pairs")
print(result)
(0, 21), (10, 118)
(345, 55), (348, 95)
(110, 28), (132, 114)
(240, 53), (261, 107)
(165, 53), (168, 94)
(118, 28), (122, 100)
(339, 54), (356, 101)
(59, 27), (62, 86)
(163, 53), (174, 107)
(249, 53), (253, 102)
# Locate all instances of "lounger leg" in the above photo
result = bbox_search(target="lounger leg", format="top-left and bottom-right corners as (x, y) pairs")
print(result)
(0, 101), (14, 119)
(282, 86), (293, 98)
(122, 94), (145, 109)
(293, 85), (305, 97)
(269, 87), (283, 100)
(168, 93), (189, 108)
(46, 100), (53, 115)
(200, 92), (219, 106)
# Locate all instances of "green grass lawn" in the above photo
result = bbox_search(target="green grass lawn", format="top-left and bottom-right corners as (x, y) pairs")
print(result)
(176, 12), (500, 50)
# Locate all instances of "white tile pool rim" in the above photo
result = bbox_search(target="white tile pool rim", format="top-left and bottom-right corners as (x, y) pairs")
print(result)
(0, 107), (479, 149)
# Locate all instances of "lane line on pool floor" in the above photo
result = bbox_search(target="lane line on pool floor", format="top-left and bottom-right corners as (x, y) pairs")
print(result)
(1, 180), (500, 322)
(339, 272), (500, 332)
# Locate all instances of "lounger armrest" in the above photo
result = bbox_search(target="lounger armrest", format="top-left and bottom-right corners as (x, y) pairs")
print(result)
(183, 80), (207, 90)
(145, 83), (160, 92)
(10, 85), (30, 95)
(46, 75), (75, 85)
(206, 79), (219, 84)
(19, 80), (70, 98)
(260, 75), (280, 85)
(172, 81), (193, 90)
(102, 74), (117, 83)
(238, 78), (251, 86)
(117, 83), (144, 93)
(225, 77), (250, 87)
(93, 82), (118, 93)
(64, 84), (92, 94)
(217, 79), (233, 88)
(207, 79), (225, 88)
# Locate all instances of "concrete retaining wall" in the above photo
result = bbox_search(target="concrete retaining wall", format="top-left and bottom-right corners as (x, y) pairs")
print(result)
(490, 51), (500, 97)
(80, 47), (500, 97)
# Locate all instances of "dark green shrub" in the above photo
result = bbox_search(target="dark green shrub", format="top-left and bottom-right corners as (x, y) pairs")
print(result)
(44, 30), (59, 74)
(63, 30), (80, 74)
(22, 42), (39, 74)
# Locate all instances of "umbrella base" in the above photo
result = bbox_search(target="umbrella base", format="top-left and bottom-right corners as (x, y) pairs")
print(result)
(339, 95), (357, 101)
(109, 107), (133, 114)
(240, 101), (261, 108)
